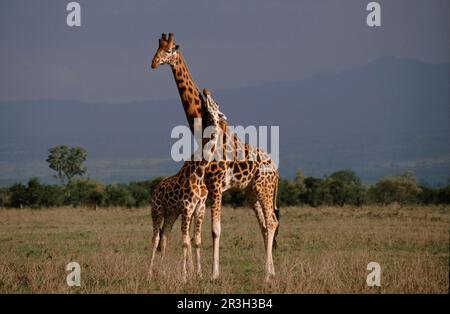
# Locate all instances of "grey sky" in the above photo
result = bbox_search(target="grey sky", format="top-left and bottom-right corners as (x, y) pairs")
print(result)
(0, 0), (448, 103)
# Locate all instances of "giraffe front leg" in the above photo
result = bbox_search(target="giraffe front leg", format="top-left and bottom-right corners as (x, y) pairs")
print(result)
(210, 189), (222, 280)
(194, 202), (206, 278)
(181, 206), (194, 282)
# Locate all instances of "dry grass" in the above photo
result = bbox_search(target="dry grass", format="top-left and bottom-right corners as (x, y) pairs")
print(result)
(0, 205), (448, 293)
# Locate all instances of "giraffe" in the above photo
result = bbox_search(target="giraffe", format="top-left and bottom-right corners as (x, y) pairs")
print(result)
(149, 88), (225, 281)
(151, 33), (280, 282)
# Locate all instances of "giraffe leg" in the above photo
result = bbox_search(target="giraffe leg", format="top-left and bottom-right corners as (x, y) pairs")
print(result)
(181, 205), (195, 282)
(248, 192), (268, 250)
(254, 181), (278, 282)
(149, 204), (164, 279)
(187, 215), (195, 274)
(210, 188), (222, 280)
(260, 198), (278, 281)
(193, 201), (206, 278)
(160, 211), (178, 259)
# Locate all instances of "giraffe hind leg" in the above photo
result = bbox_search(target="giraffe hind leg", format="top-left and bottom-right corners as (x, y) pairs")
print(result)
(273, 206), (280, 250)
(149, 204), (164, 279)
(253, 183), (278, 281)
(248, 191), (268, 250)
(159, 211), (179, 259)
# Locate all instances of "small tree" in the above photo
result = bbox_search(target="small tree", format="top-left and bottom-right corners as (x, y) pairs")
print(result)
(46, 145), (87, 185)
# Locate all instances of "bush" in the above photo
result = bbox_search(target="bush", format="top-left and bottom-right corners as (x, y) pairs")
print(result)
(437, 184), (450, 204)
(368, 172), (422, 205)
(105, 184), (135, 208)
(66, 178), (105, 208)
(278, 178), (301, 206)
(39, 184), (65, 207)
(325, 170), (367, 206)
(1, 171), (448, 209)
(0, 187), (11, 207)
(8, 183), (27, 208)
(302, 177), (329, 207)
(6, 178), (64, 208)
(419, 186), (440, 205)
(127, 182), (151, 207)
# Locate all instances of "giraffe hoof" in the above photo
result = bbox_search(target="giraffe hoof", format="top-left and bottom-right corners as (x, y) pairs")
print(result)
(211, 273), (220, 281)
(265, 272), (276, 283)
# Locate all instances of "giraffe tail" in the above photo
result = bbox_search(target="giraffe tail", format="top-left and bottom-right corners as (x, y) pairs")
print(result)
(273, 177), (280, 250)
(156, 229), (163, 252)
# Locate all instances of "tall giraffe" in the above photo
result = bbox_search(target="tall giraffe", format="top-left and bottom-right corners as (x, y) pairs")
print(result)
(151, 33), (280, 282)
(149, 88), (225, 281)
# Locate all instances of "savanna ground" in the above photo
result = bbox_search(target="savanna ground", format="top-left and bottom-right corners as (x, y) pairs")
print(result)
(0, 205), (448, 293)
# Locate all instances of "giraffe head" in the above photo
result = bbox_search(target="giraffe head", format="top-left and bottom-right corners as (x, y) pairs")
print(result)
(203, 88), (227, 127)
(151, 33), (180, 69)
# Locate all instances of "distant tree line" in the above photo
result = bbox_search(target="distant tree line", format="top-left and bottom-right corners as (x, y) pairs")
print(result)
(0, 145), (448, 209)
(275, 170), (450, 207)
(0, 170), (449, 209)
(0, 177), (163, 209)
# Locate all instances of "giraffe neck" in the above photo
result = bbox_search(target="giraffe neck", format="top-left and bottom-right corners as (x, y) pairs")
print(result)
(170, 53), (203, 131)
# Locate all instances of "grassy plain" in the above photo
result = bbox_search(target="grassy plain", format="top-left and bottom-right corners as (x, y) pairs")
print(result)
(0, 205), (448, 293)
